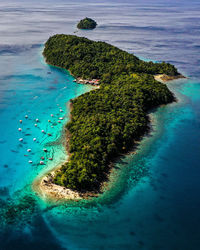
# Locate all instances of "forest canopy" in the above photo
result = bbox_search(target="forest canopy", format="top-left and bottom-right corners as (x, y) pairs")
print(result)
(43, 34), (178, 191)
(77, 17), (97, 30)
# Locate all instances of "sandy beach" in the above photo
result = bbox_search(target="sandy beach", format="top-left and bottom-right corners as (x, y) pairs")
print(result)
(33, 165), (83, 202)
(154, 74), (186, 82)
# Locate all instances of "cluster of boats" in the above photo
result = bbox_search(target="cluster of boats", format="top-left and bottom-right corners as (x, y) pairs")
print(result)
(18, 108), (65, 165)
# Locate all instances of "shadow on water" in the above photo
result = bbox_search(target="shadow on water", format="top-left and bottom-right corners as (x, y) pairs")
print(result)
(0, 215), (65, 250)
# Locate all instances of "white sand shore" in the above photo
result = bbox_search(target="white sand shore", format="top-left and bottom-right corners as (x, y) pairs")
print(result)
(33, 167), (83, 202)
(154, 74), (186, 82)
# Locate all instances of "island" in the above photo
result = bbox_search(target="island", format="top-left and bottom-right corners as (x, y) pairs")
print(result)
(77, 17), (97, 30)
(36, 34), (184, 200)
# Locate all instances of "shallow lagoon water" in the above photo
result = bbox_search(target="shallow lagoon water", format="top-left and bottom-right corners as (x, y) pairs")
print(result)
(0, 0), (200, 249)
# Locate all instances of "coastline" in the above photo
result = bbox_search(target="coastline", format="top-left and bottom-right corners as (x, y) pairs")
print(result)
(33, 73), (185, 202)
(154, 73), (186, 82)
(33, 163), (83, 202)
(32, 91), (99, 202)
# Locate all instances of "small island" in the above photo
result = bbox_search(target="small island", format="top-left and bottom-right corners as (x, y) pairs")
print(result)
(36, 34), (184, 200)
(77, 17), (97, 30)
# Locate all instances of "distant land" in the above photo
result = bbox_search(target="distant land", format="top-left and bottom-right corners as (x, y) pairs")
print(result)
(77, 17), (97, 30)
(35, 34), (184, 201)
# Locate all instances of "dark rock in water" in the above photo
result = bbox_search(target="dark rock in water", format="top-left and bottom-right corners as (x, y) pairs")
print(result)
(0, 140), (7, 144)
(10, 149), (18, 153)
(0, 187), (9, 197)
(4, 164), (8, 168)
(47, 71), (52, 74)
(130, 231), (135, 236)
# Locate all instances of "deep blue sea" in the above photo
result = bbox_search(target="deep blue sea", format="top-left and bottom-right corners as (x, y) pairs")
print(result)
(0, 0), (200, 249)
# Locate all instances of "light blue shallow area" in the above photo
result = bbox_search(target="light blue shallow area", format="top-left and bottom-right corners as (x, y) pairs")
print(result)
(0, 0), (200, 249)
(0, 47), (92, 195)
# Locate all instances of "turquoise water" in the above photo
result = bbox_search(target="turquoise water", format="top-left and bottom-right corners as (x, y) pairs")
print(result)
(1, 0), (200, 249)
(0, 47), (92, 193)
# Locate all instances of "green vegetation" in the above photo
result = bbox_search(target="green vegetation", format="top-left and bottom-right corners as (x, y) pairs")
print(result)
(44, 35), (179, 81)
(77, 17), (97, 30)
(43, 34), (178, 191)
